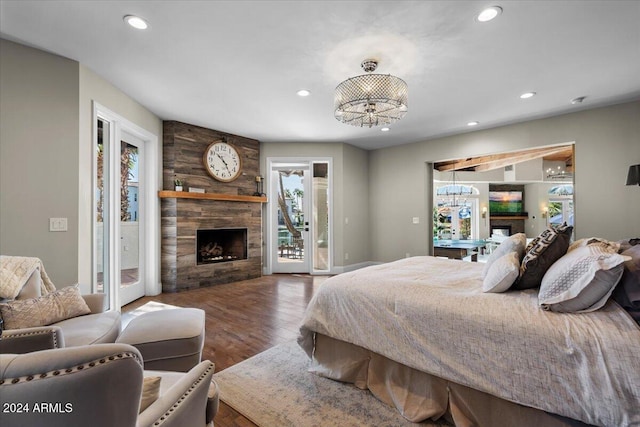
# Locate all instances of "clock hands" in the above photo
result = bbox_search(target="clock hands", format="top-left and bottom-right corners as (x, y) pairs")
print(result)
(216, 153), (232, 175)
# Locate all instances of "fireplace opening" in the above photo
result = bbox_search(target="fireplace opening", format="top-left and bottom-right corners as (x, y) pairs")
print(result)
(197, 228), (248, 265)
(491, 225), (512, 237)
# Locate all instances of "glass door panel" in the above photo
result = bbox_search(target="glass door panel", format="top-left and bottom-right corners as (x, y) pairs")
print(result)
(273, 168), (310, 272)
(312, 162), (329, 272)
(434, 200), (477, 240)
(119, 135), (144, 305)
(95, 118), (109, 301)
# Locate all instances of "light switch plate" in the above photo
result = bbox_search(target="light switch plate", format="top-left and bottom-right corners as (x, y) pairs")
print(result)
(49, 217), (68, 232)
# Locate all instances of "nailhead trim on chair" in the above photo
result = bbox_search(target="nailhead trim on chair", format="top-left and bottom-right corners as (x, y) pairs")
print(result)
(0, 352), (143, 385)
(152, 361), (215, 426)
(3, 328), (61, 348)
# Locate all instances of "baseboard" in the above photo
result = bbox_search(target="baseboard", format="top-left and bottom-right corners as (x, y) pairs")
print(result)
(263, 261), (379, 276)
(332, 261), (380, 274)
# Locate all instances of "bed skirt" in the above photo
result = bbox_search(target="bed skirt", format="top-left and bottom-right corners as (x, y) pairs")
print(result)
(307, 334), (592, 427)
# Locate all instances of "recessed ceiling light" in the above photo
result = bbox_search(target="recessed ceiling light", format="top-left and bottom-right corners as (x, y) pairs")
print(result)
(381, 127), (390, 132)
(296, 89), (311, 97)
(571, 96), (586, 104)
(476, 6), (502, 22)
(520, 92), (536, 99)
(124, 15), (148, 30)
(467, 121), (479, 126)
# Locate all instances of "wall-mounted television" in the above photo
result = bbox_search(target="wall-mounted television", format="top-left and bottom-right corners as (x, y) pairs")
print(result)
(489, 191), (523, 214)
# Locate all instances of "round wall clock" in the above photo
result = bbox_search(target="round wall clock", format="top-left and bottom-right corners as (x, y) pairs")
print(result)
(203, 141), (243, 182)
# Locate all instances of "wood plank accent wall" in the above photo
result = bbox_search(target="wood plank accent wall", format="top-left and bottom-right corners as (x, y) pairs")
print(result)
(162, 121), (262, 292)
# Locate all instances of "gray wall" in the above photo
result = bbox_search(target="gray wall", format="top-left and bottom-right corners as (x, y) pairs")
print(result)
(260, 142), (371, 269)
(1, 40), (162, 291)
(369, 101), (640, 262)
(0, 39), (80, 285)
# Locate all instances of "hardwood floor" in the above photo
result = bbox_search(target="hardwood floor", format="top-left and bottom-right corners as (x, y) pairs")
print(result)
(123, 273), (327, 427)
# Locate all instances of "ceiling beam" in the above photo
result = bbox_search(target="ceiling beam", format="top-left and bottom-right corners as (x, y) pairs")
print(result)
(434, 146), (572, 172)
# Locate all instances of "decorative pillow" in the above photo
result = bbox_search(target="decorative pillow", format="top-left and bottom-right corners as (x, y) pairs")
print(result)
(140, 376), (162, 413)
(0, 285), (90, 329)
(482, 233), (526, 278)
(513, 224), (573, 290)
(483, 251), (520, 293)
(539, 245), (628, 313)
(568, 237), (620, 254)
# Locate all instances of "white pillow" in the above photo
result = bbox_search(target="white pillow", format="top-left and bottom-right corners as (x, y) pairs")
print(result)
(482, 233), (526, 278)
(483, 251), (520, 293)
(539, 245), (629, 313)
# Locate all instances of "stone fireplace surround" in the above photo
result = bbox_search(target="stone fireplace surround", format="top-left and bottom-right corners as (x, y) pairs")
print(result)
(161, 121), (263, 292)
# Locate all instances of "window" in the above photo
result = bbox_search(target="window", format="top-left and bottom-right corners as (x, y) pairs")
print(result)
(548, 185), (574, 227)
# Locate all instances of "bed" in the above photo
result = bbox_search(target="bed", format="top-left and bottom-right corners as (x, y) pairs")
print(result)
(298, 256), (640, 427)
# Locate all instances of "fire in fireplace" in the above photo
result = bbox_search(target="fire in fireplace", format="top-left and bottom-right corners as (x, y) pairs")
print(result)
(491, 225), (512, 237)
(197, 228), (248, 265)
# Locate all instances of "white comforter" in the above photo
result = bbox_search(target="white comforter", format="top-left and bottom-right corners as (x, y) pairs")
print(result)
(299, 256), (640, 427)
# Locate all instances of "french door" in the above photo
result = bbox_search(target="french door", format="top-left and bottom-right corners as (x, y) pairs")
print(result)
(434, 199), (479, 240)
(267, 159), (331, 274)
(95, 115), (147, 308)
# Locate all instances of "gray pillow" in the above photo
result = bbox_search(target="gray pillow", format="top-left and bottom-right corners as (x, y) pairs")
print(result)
(513, 224), (573, 290)
(482, 233), (526, 279)
(612, 243), (640, 322)
(539, 245), (627, 312)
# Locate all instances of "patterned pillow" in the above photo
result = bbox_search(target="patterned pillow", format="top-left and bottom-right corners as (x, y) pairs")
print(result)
(0, 285), (91, 329)
(483, 251), (520, 293)
(482, 233), (526, 279)
(539, 245), (628, 312)
(568, 237), (620, 254)
(512, 224), (573, 290)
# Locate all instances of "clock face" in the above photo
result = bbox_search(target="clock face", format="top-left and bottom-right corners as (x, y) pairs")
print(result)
(203, 141), (242, 182)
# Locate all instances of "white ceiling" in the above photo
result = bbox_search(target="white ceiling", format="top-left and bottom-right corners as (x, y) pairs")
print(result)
(1, 1), (639, 150)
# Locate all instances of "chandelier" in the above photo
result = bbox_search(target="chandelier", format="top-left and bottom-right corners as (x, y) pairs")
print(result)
(546, 166), (573, 180)
(438, 170), (473, 208)
(334, 59), (408, 128)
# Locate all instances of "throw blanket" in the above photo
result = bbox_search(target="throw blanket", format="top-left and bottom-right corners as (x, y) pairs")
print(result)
(0, 256), (57, 299)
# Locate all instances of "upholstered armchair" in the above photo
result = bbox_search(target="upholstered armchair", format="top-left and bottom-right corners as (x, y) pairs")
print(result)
(0, 343), (218, 427)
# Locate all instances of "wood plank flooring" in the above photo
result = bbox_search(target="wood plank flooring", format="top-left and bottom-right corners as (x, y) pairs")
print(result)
(123, 274), (327, 427)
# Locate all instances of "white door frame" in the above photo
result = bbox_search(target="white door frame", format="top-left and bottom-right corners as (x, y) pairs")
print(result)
(264, 157), (333, 275)
(92, 102), (160, 310)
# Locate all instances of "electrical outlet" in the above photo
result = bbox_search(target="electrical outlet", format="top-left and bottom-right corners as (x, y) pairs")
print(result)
(412, 217), (420, 224)
(345, 253), (349, 260)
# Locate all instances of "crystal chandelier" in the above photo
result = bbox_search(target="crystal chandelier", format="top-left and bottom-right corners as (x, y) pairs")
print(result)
(546, 166), (573, 180)
(438, 170), (472, 208)
(334, 59), (408, 128)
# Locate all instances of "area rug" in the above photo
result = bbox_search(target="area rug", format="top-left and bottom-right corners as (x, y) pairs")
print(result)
(213, 341), (450, 426)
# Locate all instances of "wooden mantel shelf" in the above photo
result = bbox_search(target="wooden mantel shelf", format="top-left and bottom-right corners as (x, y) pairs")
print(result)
(490, 215), (529, 220)
(158, 190), (267, 203)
